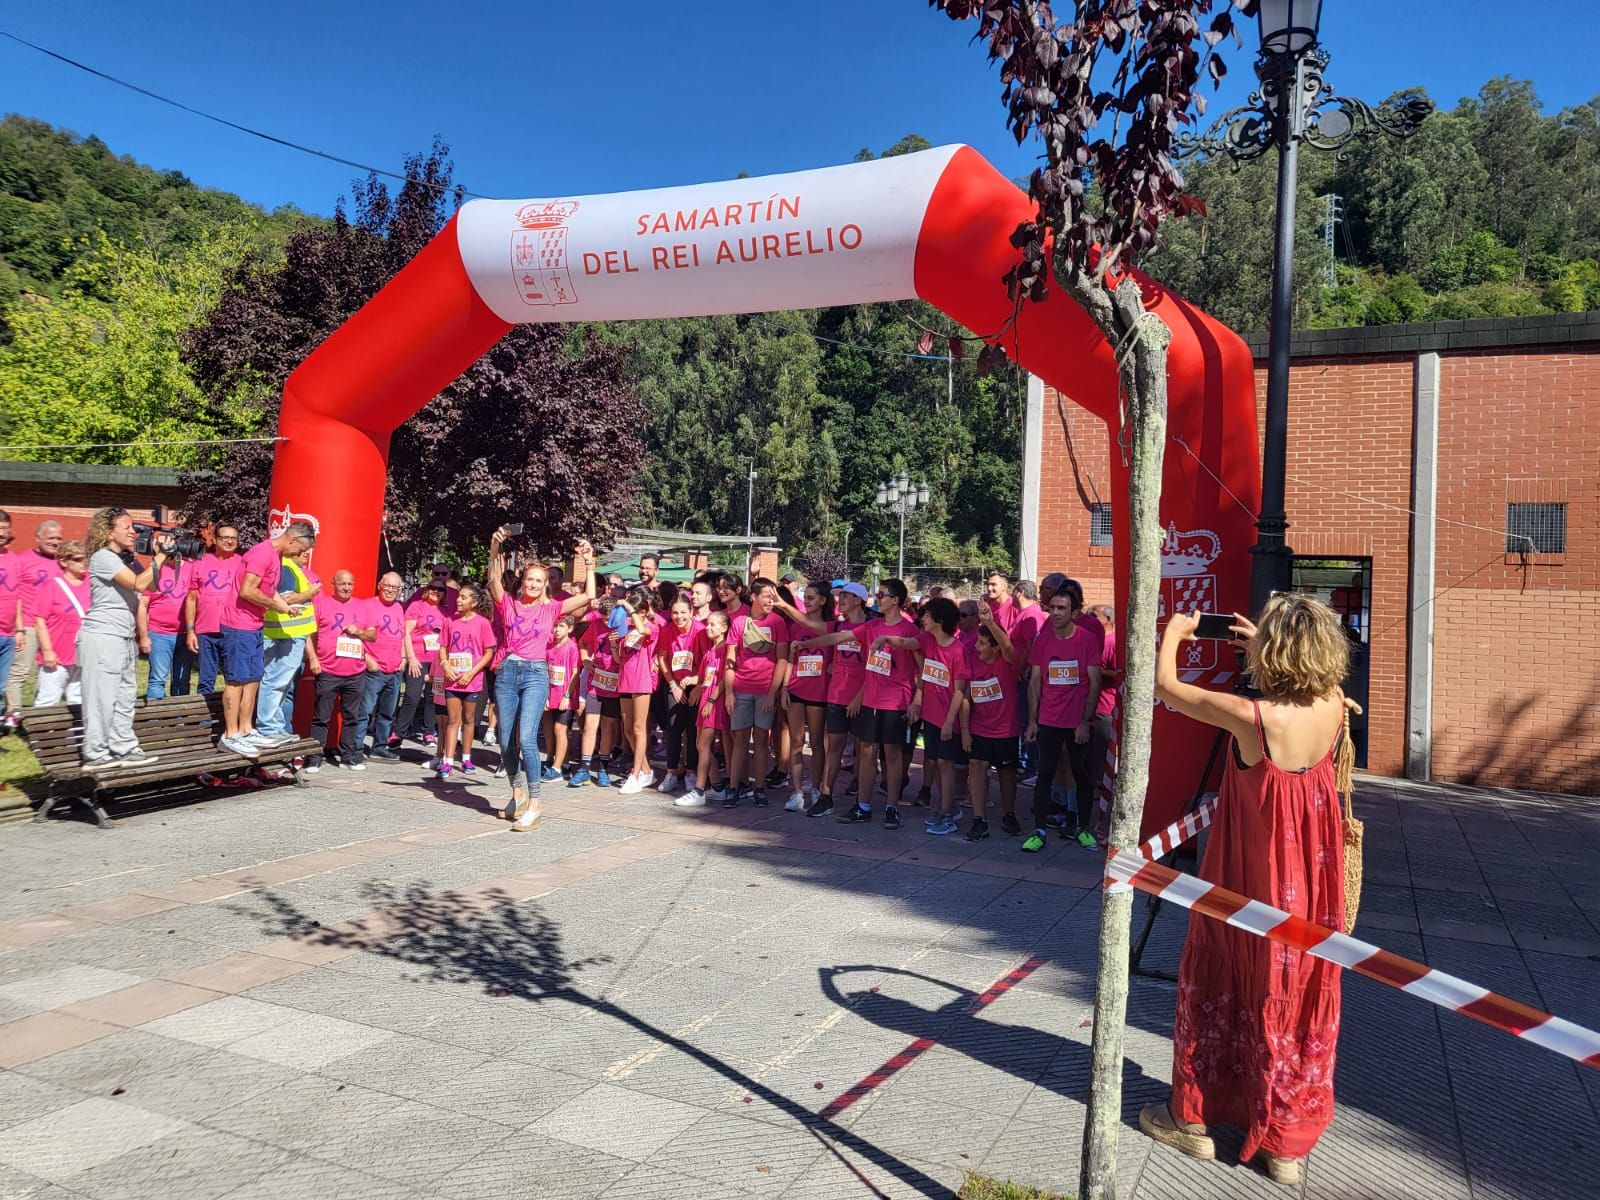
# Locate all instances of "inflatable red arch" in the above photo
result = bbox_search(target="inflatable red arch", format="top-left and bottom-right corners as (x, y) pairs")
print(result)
(269, 145), (1259, 832)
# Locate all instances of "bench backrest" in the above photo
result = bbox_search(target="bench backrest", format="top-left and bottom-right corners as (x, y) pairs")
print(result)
(24, 694), (223, 778)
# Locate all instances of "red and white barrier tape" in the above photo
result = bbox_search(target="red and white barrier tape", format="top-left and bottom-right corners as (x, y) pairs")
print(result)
(1103, 792), (1219, 896)
(1103, 845), (1600, 1070)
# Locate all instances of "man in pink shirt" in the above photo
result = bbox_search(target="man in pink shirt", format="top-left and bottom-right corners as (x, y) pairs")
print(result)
(305, 569), (376, 770)
(357, 571), (409, 760)
(984, 571), (1019, 633)
(189, 524), (242, 695)
(217, 521), (316, 758)
(6, 519), (63, 717)
(0, 509), (21, 730)
(137, 557), (197, 699)
(1026, 590), (1104, 850)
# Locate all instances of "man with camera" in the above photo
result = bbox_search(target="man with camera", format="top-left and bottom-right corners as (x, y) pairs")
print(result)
(217, 521), (316, 758)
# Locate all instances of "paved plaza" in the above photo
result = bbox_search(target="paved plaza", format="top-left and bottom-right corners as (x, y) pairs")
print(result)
(1, 751), (1598, 1200)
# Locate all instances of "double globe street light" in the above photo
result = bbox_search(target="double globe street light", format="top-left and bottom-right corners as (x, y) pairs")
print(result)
(1175, 0), (1431, 615)
(876, 473), (929, 582)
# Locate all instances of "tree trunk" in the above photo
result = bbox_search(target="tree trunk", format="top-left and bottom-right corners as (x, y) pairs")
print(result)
(1071, 273), (1172, 1200)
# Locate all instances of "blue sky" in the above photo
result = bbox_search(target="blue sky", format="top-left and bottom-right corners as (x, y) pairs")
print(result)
(3, 1), (1597, 215)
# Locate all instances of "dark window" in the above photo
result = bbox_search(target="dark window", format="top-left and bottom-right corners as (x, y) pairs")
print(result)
(1506, 502), (1566, 554)
(1089, 502), (1113, 547)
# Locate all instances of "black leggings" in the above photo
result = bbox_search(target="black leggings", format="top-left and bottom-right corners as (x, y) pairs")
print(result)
(665, 693), (698, 772)
(394, 670), (437, 740)
(1035, 723), (1094, 830)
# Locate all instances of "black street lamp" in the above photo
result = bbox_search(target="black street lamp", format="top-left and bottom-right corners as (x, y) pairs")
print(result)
(1176, 0), (1431, 616)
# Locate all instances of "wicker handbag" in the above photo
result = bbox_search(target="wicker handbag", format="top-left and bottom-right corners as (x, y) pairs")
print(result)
(1332, 698), (1365, 934)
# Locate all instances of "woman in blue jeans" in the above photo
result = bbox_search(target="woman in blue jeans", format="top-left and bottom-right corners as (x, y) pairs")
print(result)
(486, 529), (595, 831)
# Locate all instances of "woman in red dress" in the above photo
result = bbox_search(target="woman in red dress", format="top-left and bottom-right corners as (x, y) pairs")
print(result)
(1140, 594), (1355, 1187)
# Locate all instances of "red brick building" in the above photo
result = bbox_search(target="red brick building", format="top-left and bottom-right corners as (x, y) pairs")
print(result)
(0, 462), (188, 545)
(1021, 311), (1600, 794)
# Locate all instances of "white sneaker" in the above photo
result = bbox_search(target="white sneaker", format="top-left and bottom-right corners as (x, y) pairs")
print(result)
(784, 791), (806, 812)
(675, 788), (707, 807)
(618, 771), (647, 795)
(657, 772), (679, 794)
(810, 787), (822, 808)
(221, 735), (259, 759)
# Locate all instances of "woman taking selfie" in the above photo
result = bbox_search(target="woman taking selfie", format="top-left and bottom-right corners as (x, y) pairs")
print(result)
(1140, 593), (1355, 1187)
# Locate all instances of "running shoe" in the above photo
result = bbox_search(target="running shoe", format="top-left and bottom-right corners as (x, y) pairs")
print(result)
(567, 768), (591, 787)
(807, 795), (835, 819)
(928, 814), (959, 836)
(1077, 828), (1099, 850)
(753, 789), (769, 808)
(437, 761), (453, 780)
(1000, 812), (1022, 837)
(836, 804), (872, 824)
(461, 758), (477, 776)
(619, 771), (647, 795)
(657, 772), (680, 794)
(386, 735), (403, 750)
(883, 805), (901, 830)
(540, 765), (560, 781)
(721, 788), (740, 809)
(765, 767), (786, 788)
(596, 768), (612, 789)
(220, 735), (259, 759)
(345, 761), (367, 772)
(965, 817), (990, 842)
(785, 792), (806, 812)
(367, 747), (398, 760)
(1045, 812), (1070, 830)
(1021, 832), (1046, 852)
(845, 777), (859, 797)
(116, 748), (159, 767)
(675, 789), (707, 808)
(303, 755), (323, 773)
(913, 785), (931, 808)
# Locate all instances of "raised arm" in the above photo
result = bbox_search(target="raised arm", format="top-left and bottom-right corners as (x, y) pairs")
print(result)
(772, 597), (826, 634)
(978, 601), (1016, 662)
(559, 540), (597, 617)
(487, 529), (509, 605)
(1154, 612), (1255, 743)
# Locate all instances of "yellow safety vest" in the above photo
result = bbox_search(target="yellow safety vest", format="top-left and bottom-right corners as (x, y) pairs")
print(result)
(264, 558), (316, 639)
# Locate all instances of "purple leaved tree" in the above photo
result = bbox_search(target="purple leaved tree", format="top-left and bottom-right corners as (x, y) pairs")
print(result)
(180, 141), (644, 566)
(929, 3), (1245, 1197)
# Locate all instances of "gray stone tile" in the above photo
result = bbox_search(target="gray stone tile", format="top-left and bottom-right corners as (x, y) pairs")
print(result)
(65, 1125), (292, 1200)
(435, 1133), (636, 1200)
(18, 1028), (214, 1095)
(225, 1010), (396, 1071)
(0, 1098), (191, 1183)
(141, 996), (303, 1050)
(528, 1082), (704, 1161)
(0, 1070), (85, 1131)
(205, 1077), (406, 1153)
(216, 1158), (430, 1199)
(306, 1100), (509, 1186)
(0, 966), (145, 1016)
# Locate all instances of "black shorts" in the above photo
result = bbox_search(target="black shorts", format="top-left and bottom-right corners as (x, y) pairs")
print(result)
(970, 733), (1020, 769)
(825, 702), (854, 735)
(789, 694), (827, 711)
(921, 721), (969, 765)
(548, 709), (575, 729)
(445, 689), (483, 705)
(596, 696), (622, 719)
(851, 705), (908, 745)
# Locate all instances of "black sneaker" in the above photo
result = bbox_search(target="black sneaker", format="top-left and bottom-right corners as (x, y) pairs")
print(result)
(753, 789), (769, 807)
(883, 805), (901, 830)
(837, 804), (872, 824)
(721, 789), (740, 809)
(966, 817), (990, 842)
(807, 795), (835, 819)
(1000, 812), (1021, 837)
(765, 767), (786, 788)
(913, 785), (931, 808)
(845, 777), (858, 797)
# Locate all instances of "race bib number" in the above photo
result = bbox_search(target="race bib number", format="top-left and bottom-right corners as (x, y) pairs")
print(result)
(671, 649), (695, 674)
(836, 639), (860, 656)
(866, 647), (893, 677)
(549, 663), (567, 689)
(430, 664), (445, 702)
(795, 652), (824, 679)
(448, 652), (473, 676)
(920, 659), (951, 689)
(1047, 659), (1081, 686)
(335, 635), (364, 660)
(623, 629), (645, 650)
(972, 676), (1002, 704)
(422, 632), (440, 652)
(592, 667), (620, 693)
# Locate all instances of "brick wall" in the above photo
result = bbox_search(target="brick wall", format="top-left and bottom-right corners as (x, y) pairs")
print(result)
(1036, 387), (1117, 610)
(1, 481), (189, 544)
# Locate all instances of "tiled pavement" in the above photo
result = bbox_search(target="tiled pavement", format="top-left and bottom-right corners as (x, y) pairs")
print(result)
(1, 754), (1598, 1199)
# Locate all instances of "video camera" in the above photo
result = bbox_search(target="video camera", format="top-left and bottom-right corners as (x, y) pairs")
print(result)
(133, 506), (206, 562)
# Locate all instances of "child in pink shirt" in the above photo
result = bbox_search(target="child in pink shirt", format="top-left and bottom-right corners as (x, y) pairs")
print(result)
(436, 584), (496, 780)
(678, 611), (730, 807)
(541, 615), (582, 781)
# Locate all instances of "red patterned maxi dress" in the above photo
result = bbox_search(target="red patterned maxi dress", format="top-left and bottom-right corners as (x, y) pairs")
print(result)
(1169, 702), (1345, 1161)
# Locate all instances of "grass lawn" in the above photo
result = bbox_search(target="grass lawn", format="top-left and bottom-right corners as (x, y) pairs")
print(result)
(0, 659), (162, 804)
(959, 1172), (1073, 1200)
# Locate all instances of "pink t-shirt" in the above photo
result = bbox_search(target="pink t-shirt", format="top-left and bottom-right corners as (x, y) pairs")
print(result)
(967, 650), (1023, 739)
(1029, 622), (1104, 729)
(36, 575), (90, 667)
(192, 553), (241, 635)
(991, 597), (1019, 634)
(660, 621), (707, 685)
(498, 595), (562, 662)
(442, 613), (496, 693)
(582, 619), (620, 697)
(144, 560), (195, 636)
(0, 551), (24, 635)
(546, 637), (581, 710)
(916, 631), (971, 731)
(729, 610), (788, 696)
(16, 550), (63, 624)
(1096, 625), (1118, 717)
(221, 539), (281, 632)
(405, 597), (448, 665)
(826, 617), (869, 706)
(1011, 602), (1046, 662)
(313, 594), (370, 678)
(365, 597), (407, 673)
(616, 617), (657, 694)
(786, 615), (830, 704)
(850, 616), (919, 712)
(695, 642), (730, 730)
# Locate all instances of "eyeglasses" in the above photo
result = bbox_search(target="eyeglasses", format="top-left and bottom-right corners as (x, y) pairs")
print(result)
(61, 555), (87, 563)
(216, 535), (238, 543)
(875, 591), (893, 599)
(379, 585), (402, 593)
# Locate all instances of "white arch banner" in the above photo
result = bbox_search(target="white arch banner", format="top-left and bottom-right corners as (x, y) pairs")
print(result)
(455, 146), (963, 324)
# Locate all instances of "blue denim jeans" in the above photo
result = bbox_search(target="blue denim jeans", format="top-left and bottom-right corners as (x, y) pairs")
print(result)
(196, 630), (224, 695)
(360, 670), (402, 749)
(256, 635), (306, 737)
(145, 631), (196, 700)
(494, 656), (549, 791)
(0, 634), (15, 716)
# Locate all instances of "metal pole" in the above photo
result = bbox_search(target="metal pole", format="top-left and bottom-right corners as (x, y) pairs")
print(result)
(896, 504), (906, 581)
(1249, 55), (1303, 620)
(843, 527), (852, 574)
(745, 460), (756, 539)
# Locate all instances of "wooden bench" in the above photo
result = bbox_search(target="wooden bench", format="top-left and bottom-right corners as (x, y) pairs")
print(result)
(24, 693), (322, 828)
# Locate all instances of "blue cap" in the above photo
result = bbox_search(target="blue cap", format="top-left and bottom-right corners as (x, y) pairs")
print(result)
(841, 582), (869, 601)
(830, 578), (847, 589)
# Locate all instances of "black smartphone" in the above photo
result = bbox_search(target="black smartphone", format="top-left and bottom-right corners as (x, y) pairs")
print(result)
(1193, 613), (1236, 640)
(502, 522), (524, 536)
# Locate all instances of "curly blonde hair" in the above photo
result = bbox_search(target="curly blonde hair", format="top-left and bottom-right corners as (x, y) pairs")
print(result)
(1245, 592), (1351, 703)
(83, 507), (126, 557)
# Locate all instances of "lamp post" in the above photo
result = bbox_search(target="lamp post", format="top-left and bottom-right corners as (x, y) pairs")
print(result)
(744, 458), (758, 540)
(1175, 0), (1430, 617)
(841, 524), (853, 576)
(875, 473), (930, 581)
